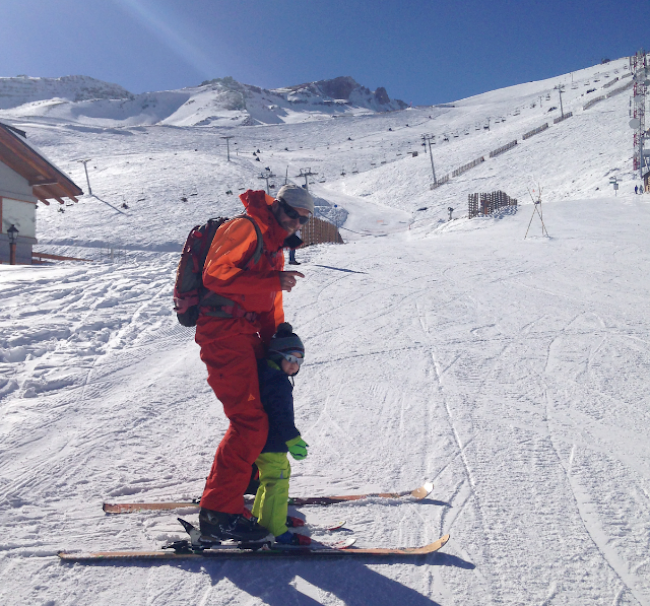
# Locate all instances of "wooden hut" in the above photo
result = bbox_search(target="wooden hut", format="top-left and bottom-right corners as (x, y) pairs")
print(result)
(0, 122), (83, 264)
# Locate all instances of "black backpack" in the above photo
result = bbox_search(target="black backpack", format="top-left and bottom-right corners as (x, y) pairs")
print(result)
(173, 215), (263, 327)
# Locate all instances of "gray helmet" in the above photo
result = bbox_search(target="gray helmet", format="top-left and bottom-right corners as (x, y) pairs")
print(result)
(268, 323), (305, 359)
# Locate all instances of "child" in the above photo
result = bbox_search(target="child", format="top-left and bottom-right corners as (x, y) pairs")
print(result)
(251, 323), (311, 546)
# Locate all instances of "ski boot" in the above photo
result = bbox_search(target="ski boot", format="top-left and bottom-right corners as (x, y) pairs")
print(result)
(199, 507), (270, 542)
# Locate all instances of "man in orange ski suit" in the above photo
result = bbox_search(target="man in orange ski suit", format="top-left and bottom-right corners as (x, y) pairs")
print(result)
(195, 184), (312, 540)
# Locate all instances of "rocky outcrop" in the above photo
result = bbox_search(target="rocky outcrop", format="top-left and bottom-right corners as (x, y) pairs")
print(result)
(278, 76), (405, 109)
(374, 87), (390, 105)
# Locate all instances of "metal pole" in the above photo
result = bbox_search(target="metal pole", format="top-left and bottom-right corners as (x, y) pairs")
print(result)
(558, 87), (564, 119)
(221, 136), (234, 162)
(422, 136), (437, 184)
(9, 243), (16, 265)
(428, 139), (437, 184)
(78, 159), (92, 195)
(258, 170), (275, 195)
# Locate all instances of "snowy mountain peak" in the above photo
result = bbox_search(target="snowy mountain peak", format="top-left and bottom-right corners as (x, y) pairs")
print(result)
(278, 76), (406, 110)
(0, 75), (133, 110)
(0, 73), (407, 127)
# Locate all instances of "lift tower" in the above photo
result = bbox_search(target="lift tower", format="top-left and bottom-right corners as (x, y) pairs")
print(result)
(630, 49), (648, 180)
(295, 168), (317, 192)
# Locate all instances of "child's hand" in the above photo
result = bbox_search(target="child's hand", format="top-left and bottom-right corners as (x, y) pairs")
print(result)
(286, 436), (309, 460)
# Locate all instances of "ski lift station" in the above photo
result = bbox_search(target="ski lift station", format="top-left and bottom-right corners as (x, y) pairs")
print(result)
(0, 122), (83, 264)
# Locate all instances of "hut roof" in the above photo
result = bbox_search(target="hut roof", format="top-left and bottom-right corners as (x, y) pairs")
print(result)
(0, 121), (83, 205)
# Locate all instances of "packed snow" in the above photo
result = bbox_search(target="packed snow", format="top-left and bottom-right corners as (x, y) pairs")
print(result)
(1, 55), (649, 605)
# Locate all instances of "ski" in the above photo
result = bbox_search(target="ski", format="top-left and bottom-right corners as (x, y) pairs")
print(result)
(288, 518), (349, 533)
(58, 534), (449, 562)
(102, 481), (434, 514)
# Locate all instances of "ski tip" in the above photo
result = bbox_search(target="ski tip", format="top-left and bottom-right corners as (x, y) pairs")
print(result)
(326, 537), (356, 549)
(411, 482), (434, 500)
(337, 537), (357, 549)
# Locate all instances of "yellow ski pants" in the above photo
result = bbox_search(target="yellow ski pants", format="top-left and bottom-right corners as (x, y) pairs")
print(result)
(251, 452), (291, 537)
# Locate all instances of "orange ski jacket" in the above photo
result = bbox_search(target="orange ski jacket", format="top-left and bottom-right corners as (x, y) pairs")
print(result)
(195, 190), (288, 347)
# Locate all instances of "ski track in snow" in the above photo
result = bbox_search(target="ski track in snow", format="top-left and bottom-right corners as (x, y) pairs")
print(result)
(2, 57), (650, 605)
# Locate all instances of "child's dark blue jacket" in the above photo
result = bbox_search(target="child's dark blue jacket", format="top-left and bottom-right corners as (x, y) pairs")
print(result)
(258, 359), (300, 453)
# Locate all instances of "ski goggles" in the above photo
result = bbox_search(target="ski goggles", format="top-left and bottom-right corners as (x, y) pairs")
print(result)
(278, 198), (311, 224)
(278, 351), (305, 366)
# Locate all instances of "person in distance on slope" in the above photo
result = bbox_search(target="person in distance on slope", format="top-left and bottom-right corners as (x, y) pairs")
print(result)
(197, 185), (313, 541)
(250, 323), (311, 546)
(288, 228), (302, 265)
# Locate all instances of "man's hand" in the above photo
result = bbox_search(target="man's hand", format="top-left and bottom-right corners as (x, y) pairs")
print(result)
(279, 271), (305, 292)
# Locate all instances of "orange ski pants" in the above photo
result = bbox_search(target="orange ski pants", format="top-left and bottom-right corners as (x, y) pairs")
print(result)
(199, 333), (268, 514)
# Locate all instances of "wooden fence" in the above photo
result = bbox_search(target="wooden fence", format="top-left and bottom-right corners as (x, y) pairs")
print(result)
(523, 123), (549, 140)
(300, 215), (344, 246)
(32, 251), (94, 264)
(489, 140), (517, 158)
(583, 96), (605, 110)
(468, 191), (518, 218)
(553, 111), (573, 124)
(602, 77), (619, 89)
(430, 174), (450, 189)
(452, 156), (485, 178)
(606, 80), (633, 98)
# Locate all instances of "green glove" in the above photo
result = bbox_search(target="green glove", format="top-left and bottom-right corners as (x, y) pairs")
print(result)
(286, 436), (309, 460)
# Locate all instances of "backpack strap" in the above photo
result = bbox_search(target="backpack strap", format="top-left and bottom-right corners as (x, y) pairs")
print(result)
(236, 214), (264, 269)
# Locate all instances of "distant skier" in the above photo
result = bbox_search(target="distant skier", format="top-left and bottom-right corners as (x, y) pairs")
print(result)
(289, 229), (302, 265)
(250, 323), (311, 545)
(196, 184), (313, 541)
(635, 185), (639, 194)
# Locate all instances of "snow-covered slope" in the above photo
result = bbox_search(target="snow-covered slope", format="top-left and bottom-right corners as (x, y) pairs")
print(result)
(0, 75), (406, 127)
(0, 75), (133, 110)
(1, 55), (650, 606)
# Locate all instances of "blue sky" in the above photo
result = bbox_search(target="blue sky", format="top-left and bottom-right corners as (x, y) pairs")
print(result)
(1, 0), (647, 105)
